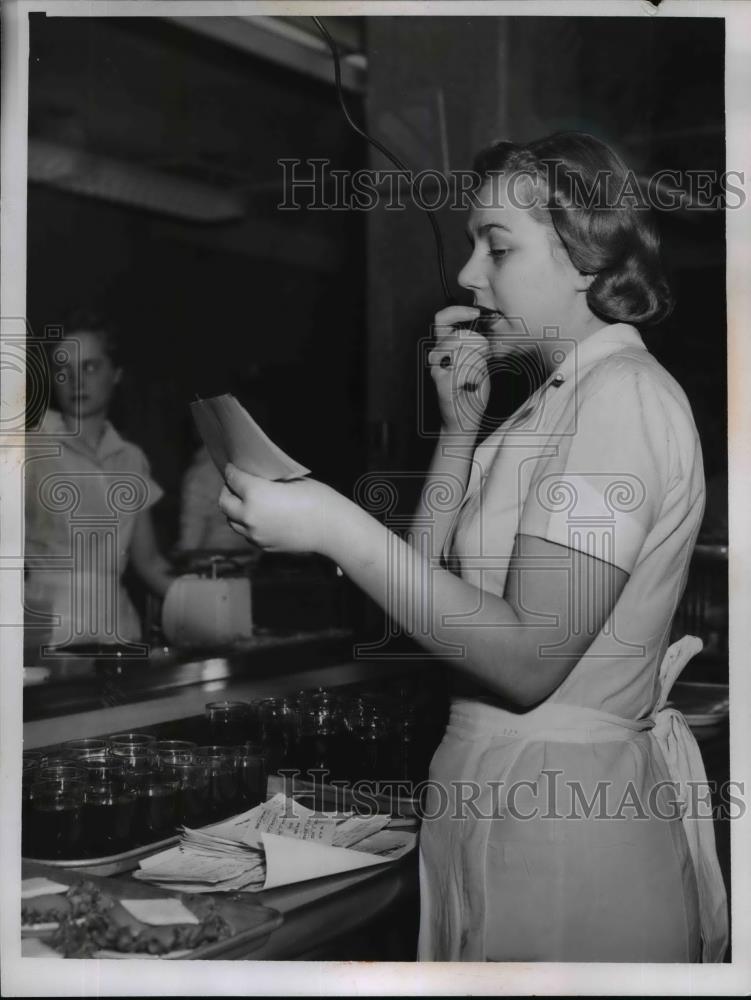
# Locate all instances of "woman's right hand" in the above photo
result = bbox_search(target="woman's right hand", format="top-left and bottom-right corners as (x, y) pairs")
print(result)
(427, 305), (491, 435)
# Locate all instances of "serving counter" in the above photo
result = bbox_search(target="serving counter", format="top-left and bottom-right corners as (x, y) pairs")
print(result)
(22, 624), (730, 962)
(23, 628), (428, 750)
(22, 627), (431, 960)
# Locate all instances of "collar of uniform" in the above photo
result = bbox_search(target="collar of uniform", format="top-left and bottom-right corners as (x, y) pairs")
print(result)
(545, 322), (646, 389)
(39, 409), (126, 461)
(453, 323), (647, 511)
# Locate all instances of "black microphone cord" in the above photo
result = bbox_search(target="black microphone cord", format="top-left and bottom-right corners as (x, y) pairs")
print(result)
(311, 16), (455, 306)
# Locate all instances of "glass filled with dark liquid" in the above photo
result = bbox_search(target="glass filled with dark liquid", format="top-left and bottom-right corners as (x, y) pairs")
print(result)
(196, 747), (239, 822)
(233, 747), (267, 810)
(350, 707), (389, 784)
(259, 698), (300, 774)
(205, 701), (251, 747)
(297, 691), (348, 783)
(29, 778), (86, 860)
(110, 746), (155, 774)
(163, 761), (211, 828)
(80, 762), (138, 857)
(123, 769), (180, 845)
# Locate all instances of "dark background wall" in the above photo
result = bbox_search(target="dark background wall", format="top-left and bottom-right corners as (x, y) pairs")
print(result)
(27, 15), (367, 546)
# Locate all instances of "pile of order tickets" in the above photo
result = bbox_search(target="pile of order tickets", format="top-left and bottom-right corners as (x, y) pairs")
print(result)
(134, 793), (416, 894)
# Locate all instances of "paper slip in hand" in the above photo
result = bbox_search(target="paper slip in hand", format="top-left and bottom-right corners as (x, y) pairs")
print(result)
(191, 394), (310, 482)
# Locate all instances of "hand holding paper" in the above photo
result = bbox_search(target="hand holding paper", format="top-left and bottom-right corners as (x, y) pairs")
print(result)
(190, 394), (310, 482)
(219, 465), (344, 555)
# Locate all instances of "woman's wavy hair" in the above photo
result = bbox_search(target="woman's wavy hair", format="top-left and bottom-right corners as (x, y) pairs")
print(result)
(472, 132), (674, 327)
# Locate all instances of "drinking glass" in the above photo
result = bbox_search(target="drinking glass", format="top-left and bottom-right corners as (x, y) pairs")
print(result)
(205, 701), (250, 747)
(259, 698), (300, 773)
(29, 778), (86, 859)
(298, 690), (348, 782)
(40, 755), (76, 768)
(37, 764), (88, 783)
(122, 769), (180, 844)
(109, 747), (154, 773)
(109, 733), (156, 748)
(196, 750), (239, 822)
(233, 748), (267, 810)
(349, 704), (388, 783)
(162, 762), (211, 828)
(152, 740), (197, 766)
(81, 761), (138, 857)
(63, 738), (110, 760)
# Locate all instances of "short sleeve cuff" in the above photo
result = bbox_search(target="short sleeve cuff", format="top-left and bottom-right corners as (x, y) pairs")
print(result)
(520, 472), (649, 573)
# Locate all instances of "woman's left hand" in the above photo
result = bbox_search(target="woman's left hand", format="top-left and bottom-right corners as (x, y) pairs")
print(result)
(218, 464), (342, 555)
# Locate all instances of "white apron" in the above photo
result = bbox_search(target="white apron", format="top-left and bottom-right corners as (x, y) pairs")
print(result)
(417, 636), (728, 962)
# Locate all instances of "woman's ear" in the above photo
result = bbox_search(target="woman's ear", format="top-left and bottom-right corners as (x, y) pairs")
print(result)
(576, 271), (596, 292)
(113, 366), (123, 386)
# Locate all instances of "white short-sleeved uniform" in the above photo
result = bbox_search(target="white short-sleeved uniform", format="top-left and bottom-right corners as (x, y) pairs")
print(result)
(419, 323), (712, 962)
(25, 410), (164, 648)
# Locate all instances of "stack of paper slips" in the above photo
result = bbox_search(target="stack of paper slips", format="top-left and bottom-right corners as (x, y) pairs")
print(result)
(134, 793), (415, 894)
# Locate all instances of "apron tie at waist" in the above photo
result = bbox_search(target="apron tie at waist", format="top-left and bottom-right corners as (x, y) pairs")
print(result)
(648, 635), (729, 962)
(421, 636), (728, 962)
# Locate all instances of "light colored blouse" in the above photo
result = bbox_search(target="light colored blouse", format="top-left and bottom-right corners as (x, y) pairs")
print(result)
(444, 322), (706, 719)
(24, 410), (163, 647)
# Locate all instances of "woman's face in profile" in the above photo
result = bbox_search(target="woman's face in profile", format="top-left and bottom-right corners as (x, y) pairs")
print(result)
(53, 331), (121, 419)
(458, 174), (588, 352)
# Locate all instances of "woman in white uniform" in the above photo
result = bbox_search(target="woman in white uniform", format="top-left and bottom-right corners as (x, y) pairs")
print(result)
(25, 312), (173, 651)
(218, 132), (727, 961)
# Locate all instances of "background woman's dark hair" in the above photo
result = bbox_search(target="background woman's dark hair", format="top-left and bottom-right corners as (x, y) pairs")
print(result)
(473, 132), (674, 327)
(61, 307), (122, 367)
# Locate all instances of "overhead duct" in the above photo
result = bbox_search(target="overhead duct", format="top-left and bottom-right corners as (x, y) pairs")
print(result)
(27, 137), (246, 223)
(169, 16), (366, 93)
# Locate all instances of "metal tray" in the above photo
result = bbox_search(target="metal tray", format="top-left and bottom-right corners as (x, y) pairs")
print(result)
(22, 834), (181, 877)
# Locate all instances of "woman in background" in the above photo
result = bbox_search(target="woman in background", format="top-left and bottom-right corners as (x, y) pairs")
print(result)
(217, 133), (727, 962)
(25, 310), (172, 651)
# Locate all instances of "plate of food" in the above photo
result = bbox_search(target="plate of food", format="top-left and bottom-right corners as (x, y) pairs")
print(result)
(21, 864), (283, 959)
